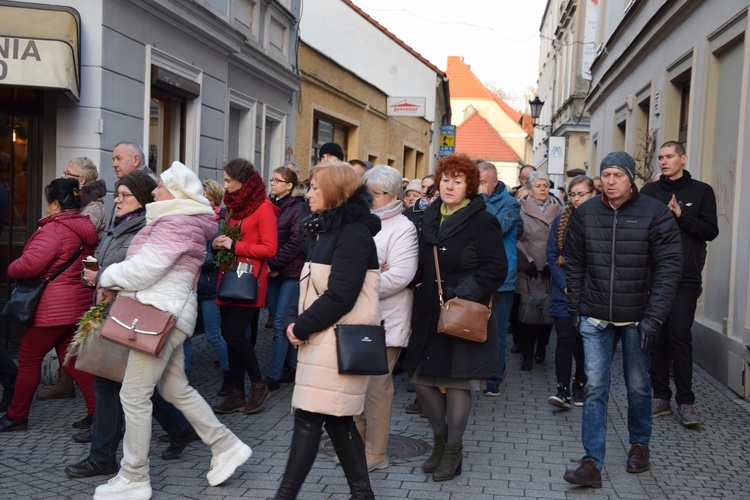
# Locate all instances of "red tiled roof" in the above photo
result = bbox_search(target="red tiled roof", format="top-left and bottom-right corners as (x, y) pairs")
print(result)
(342, 0), (446, 77)
(455, 110), (522, 162)
(446, 56), (522, 123)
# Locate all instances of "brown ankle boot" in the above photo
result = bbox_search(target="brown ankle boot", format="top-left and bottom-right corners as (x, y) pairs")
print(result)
(212, 388), (246, 414)
(244, 381), (270, 414)
(37, 368), (75, 400)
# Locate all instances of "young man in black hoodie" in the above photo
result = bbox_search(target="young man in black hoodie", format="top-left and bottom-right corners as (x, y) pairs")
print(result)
(640, 141), (719, 428)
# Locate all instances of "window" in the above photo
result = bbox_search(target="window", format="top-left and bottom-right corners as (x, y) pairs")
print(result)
(678, 81), (690, 144)
(149, 89), (186, 174)
(311, 116), (348, 165)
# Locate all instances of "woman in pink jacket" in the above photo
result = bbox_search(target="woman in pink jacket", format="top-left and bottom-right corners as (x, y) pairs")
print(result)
(0, 178), (98, 432)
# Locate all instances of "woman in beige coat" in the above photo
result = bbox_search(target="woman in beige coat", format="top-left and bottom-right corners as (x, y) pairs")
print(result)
(276, 163), (381, 500)
(515, 171), (563, 370)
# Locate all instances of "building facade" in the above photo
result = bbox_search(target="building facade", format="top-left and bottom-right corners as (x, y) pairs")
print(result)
(534, 0), (597, 188)
(585, 0), (750, 398)
(0, 0), (301, 349)
(296, 0), (450, 178)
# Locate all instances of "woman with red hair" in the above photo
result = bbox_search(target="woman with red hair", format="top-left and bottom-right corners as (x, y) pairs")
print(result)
(404, 154), (507, 482)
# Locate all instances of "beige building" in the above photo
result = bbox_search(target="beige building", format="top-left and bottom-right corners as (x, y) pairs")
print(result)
(294, 43), (436, 179)
(585, 0), (750, 398)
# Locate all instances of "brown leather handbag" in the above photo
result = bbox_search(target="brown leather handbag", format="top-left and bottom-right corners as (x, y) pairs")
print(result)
(433, 246), (492, 343)
(101, 295), (176, 357)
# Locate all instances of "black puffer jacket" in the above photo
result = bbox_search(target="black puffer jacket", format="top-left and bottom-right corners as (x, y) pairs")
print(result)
(564, 188), (683, 323)
(404, 196), (506, 379)
(640, 171), (718, 284)
(268, 194), (307, 279)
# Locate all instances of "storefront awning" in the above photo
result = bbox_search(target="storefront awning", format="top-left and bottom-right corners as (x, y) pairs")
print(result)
(0, 2), (81, 100)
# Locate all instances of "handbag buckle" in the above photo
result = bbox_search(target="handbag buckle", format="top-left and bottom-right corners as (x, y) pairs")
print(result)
(236, 261), (252, 278)
(128, 318), (138, 341)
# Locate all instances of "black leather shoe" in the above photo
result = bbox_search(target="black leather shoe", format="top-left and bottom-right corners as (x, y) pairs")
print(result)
(265, 377), (281, 391)
(64, 457), (119, 478)
(0, 415), (28, 432)
(563, 459), (602, 488)
(72, 429), (93, 443)
(626, 444), (650, 473)
(161, 428), (200, 460)
(72, 414), (94, 429)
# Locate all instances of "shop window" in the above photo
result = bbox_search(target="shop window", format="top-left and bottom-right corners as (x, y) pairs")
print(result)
(149, 89), (186, 174)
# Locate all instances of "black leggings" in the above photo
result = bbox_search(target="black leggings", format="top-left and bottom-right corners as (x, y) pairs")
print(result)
(553, 316), (586, 387)
(220, 306), (262, 391)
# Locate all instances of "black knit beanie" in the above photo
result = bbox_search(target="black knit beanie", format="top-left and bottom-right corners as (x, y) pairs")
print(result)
(116, 170), (157, 207)
(319, 142), (344, 161)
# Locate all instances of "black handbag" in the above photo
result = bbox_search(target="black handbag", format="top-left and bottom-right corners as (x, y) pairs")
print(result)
(517, 276), (553, 325)
(1, 246), (83, 325)
(334, 323), (389, 376)
(217, 261), (258, 304)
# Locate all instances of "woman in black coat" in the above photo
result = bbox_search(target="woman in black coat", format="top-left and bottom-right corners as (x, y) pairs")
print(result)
(404, 154), (506, 482)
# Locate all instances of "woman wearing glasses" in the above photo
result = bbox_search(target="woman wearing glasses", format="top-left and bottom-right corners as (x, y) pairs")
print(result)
(265, 166), (306, 390)
(546, 175), (597, 409)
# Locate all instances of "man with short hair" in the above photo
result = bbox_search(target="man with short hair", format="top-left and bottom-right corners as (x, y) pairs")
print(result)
(349, 159), (373, 178)
(477, 162), (520, 396)
(591, 176), (602, 193)
(112, 141), (152, 180)
(511, 165), (536, 196)
(562, 151), (682, 488)
(640, 141), (718, 427)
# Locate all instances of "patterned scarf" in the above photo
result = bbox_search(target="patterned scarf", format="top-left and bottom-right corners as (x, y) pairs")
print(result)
(223, 172), (267, 220)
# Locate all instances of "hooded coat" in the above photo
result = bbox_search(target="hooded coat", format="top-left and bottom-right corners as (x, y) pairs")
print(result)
(403, 196), (506, 379)
(291, 185), (381, 417)
(8, 211), (99, 327)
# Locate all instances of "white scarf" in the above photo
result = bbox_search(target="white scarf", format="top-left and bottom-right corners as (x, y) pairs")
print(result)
(146, 198), (214, 223)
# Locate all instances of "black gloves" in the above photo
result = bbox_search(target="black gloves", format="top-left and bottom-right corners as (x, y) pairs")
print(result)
(541, 264), (551, 278)
(638, 316), (661, 353)
(527, 262), (539, 278)
(571, 314), (581, 335)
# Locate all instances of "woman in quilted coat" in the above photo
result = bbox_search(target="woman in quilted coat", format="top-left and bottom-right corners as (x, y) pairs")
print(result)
(0, 178), (98, 432)
(275, 162), (380, 500)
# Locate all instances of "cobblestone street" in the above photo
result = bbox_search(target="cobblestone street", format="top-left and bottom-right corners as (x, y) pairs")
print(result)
(2, 318), (749, 499)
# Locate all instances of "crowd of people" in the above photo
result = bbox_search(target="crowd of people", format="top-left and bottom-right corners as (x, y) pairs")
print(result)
(0, 139), (718, 498)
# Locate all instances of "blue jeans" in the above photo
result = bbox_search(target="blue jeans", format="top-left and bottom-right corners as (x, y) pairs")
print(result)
(89, 376), (194, 463)
(200, 298), (229, 372)
(579, 318), (652, 469)
(487, 291), (513, 389)
(266, 277), (298, 381)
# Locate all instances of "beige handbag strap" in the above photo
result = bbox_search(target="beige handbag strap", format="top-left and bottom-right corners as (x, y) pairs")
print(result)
(433, 244), (493, 309)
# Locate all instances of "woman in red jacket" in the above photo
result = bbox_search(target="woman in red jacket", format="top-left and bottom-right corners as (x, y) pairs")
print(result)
(212, 159), (278, 415)
(0, 178), (99, 432)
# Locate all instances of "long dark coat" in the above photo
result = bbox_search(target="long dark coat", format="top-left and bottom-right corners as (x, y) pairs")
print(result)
(404, 196), (507, 379)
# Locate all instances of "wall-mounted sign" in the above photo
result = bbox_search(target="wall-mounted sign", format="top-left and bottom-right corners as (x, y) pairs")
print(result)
(548, 136), (566, 175)
(387, 97), (426, 117)
(439, 124), (456, 157)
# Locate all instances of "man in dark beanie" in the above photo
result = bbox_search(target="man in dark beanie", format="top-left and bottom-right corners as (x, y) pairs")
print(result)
(562, 151), (683, 488)
(319, 142), (344, 162)
(115, 170), (157, 209)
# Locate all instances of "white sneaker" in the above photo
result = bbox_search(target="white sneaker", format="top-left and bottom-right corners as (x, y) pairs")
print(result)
(93, 474), (152, 500)
(207, 441), (252, 486)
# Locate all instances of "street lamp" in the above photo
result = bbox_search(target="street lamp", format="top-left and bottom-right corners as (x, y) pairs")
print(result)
(529, 96), (552, 132)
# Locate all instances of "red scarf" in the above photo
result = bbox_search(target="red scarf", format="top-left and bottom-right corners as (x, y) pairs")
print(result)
(223, 172), (267, 220)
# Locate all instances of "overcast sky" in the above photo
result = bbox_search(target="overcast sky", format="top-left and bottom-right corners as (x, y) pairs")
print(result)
(351, 0), (549, 111)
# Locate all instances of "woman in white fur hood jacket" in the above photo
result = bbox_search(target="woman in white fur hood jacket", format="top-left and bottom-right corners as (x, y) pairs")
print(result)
(92, 162), (252, 500)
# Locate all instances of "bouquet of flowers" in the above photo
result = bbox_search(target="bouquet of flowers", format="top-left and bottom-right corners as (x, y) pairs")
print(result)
(64, 302), (107, 366)
(212, 209), (243, 272)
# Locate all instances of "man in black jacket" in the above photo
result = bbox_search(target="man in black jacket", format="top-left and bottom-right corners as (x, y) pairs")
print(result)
(640, 141), (719, 428)
(562, 152), (683, 488)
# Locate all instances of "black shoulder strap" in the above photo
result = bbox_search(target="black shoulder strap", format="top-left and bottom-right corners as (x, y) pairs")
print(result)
(47, 246), (83, 283)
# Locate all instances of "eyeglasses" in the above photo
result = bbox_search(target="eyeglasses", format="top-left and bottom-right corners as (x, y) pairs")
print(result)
(62, 170), (81, 179)
(568, 190), (593, 199)
(113, 192), (135, 201)
(270, 178), (290, 184)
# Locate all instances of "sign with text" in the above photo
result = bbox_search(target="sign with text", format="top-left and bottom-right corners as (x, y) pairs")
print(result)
(387, 97), (426, 117)
(439, 124), (456, 156)
(548, 136), (566, 175)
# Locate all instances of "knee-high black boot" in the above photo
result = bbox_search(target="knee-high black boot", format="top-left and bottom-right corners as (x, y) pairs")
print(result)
(275, 415), (323, 499)
(325, 421), (374, 500)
